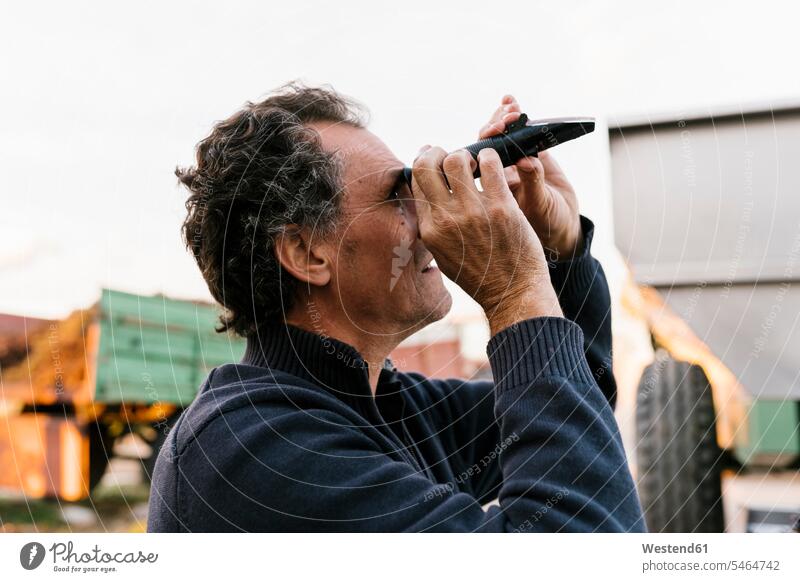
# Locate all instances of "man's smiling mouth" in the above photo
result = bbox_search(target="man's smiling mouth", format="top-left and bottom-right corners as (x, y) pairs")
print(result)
(422, 258), (438, 273)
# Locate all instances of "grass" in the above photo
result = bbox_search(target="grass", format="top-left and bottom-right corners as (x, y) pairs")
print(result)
(0, 483), (151, 533)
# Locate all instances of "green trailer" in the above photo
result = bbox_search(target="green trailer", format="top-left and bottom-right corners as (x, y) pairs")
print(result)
(0, 289), (245, 500)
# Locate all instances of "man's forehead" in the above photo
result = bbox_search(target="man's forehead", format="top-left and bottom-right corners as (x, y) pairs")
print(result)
(309, 121), (401, 188)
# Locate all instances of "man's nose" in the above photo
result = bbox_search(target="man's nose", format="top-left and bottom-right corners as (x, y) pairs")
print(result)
(401, 197), (421, 240)
(412, 209), (421, 240)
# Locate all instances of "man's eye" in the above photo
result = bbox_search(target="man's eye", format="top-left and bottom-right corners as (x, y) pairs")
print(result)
(388, 177), (412, 203)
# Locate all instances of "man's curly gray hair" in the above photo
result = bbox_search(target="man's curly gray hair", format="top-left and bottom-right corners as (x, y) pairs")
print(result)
(177, 82), (368, 337)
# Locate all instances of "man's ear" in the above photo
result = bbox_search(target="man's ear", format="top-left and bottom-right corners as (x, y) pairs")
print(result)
(273, 225), (332, 287)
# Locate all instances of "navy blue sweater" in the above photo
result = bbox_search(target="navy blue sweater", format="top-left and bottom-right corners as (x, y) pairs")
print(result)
(147, 217), (645, 532)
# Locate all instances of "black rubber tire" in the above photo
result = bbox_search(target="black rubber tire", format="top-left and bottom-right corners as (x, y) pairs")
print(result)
(636, 349), (726, 532)
(87, 421), (115, 491)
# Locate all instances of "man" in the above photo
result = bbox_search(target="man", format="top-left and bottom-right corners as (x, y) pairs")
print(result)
(147, 83), (646, 532)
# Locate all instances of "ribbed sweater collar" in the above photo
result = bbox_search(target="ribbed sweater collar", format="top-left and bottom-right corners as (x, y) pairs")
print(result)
(241, 322), (395, 399)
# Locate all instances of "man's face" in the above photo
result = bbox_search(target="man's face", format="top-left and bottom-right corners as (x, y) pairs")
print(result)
(310, 122), (452, 338)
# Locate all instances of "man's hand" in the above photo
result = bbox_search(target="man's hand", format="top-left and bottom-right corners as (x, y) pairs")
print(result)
(411, 146), (562, 336)
(479, 95), (583, 261)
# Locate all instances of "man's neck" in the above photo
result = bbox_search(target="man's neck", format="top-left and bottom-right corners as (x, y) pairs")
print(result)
(285, 305), (403, 394)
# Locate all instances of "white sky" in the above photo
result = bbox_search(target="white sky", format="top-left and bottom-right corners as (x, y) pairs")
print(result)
(2, 0), (800, 319)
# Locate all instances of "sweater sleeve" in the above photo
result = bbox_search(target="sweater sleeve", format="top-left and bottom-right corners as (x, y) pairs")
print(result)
(548, 215), (617, 408)
(424, 216), (616, 501)
(171, 318), (645, 532)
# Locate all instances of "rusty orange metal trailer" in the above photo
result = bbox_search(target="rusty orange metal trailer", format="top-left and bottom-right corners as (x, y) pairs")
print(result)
(0, 289), (245, 500)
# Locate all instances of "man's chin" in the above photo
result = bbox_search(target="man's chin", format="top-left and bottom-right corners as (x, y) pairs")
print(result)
(434, 289), (453, 320)
(417, 288), (453, 328)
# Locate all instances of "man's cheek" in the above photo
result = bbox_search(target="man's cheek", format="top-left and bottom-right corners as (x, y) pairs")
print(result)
(387, 237), (416, 294)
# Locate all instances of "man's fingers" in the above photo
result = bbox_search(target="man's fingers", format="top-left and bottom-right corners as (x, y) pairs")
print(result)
(411, 146), (450, 217)
(477, 148), (512, 199)
(536, 149), (567, 178)
(478, 95), (520, 139)
(514, 155), (553, 215)
(516, 155), (546, 195)
(442, 150), (480, 203)
(516, 155), (543, 176)
(504, 166), (521, 191)
(478, 121), (504, 139)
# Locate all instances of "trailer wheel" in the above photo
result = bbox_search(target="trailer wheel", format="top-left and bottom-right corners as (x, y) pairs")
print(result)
(636, 349), (726, 532)
(88, 421), (115, 491)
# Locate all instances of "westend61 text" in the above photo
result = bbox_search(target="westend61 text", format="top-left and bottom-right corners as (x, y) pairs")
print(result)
(642, 543), (708, 554)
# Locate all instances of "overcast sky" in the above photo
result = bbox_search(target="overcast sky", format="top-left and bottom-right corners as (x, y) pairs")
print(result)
(2, 0), (800, 318)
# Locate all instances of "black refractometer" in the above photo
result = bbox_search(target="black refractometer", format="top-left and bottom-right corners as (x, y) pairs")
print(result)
(402, 114), (595, 183)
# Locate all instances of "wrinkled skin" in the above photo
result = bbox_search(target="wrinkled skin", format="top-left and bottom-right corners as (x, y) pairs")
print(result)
(279, 96), (581, 391)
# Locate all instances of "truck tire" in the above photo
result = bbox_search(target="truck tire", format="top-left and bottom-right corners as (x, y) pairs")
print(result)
(636, 349), (726, 532)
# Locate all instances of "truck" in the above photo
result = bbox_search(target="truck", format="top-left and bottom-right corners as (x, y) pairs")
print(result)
(609, 102), (800, 532)
(0, 289), (245, 501)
